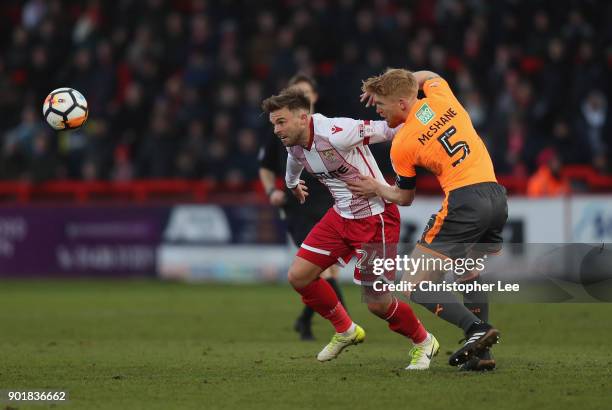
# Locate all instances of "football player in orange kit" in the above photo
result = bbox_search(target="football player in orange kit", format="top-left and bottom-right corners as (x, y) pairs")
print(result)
(348, 69), (508, 371)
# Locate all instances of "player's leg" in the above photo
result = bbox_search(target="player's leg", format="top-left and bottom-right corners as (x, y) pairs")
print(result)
(363, 205), (429, 341)
(405, 192), (500, 366)
(294, 266), (343, 340)
(459, 183), (508, 371)
(290, 257), (365, 362)
(456, 251), (494, 371)
(287, 211), (319, 340)
(354, 204), (438, 369)
(288, 256), (357, 333)
(291, 209), (365, 361)
(366, 291), (439, 370)
(460, 183), (506, 323)
(404, 245), (499, 367)
(460, 249), (490, 322)
(365, 293), (427, 344)
(321, 264), (347, 311)
(305, 203), (350, 314)
(290, 206), (349, 340)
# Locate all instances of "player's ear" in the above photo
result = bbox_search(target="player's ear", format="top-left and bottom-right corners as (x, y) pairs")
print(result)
(398, 98), (408, 111)
(299, 111), (308, 126)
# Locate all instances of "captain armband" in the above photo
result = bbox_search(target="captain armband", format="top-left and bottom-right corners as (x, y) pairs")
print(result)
(395, 175), (416, 190)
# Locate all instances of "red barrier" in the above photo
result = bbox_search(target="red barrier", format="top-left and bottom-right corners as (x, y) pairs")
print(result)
(0, 180), (215, 203)
(0, 165), (609, 203)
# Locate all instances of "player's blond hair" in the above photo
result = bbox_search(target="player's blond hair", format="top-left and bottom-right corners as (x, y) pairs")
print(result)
(362, 68), (417, 99)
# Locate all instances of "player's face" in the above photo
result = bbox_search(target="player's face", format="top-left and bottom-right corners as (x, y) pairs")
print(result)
(269, 107), (308, 146)
(374, 94), (405, 128)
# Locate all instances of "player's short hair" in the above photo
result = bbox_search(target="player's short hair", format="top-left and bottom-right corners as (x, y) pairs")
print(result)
(362, 68), (418, 99)
(261, 88), (311, 113)
(288, 73), (318, 92)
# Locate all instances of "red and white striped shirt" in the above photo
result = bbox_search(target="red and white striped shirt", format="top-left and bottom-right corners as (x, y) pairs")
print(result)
(286, 113), (399, 219)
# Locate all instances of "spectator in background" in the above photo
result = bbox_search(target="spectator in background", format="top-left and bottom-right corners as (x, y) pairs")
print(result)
(136, 106), (179, 178)
(82, 119), (114, 180)
(576, 90), (610, 172)
(550, 118), (589, 166)
(112, 82), (150, 153)
(527, 148), (571, 197)
(175, 119), (208, 179)
(3, 106), (44, 156)
(0, 139), (28, 181)
(111, 144), (133, 182)
(29, 130), (59, 182)
(0, 0), (609, 189)
(226, 128), (258, 184)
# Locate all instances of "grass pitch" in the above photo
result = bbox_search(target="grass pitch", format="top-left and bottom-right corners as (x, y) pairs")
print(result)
(0, 280), (611, 410)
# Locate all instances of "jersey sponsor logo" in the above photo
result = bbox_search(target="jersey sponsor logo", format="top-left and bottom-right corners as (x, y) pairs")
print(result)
(415, 103), (435, 125)
(358, 123), (375, 140)
(331, 125), (343, 134)
(312, 165), (349, 179)
(417, 107), (458, 145)
(320, 149), (336, 161)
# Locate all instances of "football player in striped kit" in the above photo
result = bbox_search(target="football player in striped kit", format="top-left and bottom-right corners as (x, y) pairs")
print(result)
(262, 88), (439, 370)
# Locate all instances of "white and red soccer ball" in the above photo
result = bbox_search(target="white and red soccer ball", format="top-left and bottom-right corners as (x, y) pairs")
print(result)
(42, 87), (89, 130)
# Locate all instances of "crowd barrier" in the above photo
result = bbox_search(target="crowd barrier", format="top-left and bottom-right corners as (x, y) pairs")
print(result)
(0, 166), (611, 203)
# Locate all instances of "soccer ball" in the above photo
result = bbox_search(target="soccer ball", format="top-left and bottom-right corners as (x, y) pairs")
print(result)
(42, 88), (89, 130)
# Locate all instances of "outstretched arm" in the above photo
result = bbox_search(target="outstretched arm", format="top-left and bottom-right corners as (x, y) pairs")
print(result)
(329, 118), (402, 151)
(346, 175), (415, 206)
(412, 70), (442, 89)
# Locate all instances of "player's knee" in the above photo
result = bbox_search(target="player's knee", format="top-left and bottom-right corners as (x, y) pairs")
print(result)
(287, 266), (313, 288)
(288, 257), (324, 288)
(367, 301), (390, 318)
(287, 268), (303, 287)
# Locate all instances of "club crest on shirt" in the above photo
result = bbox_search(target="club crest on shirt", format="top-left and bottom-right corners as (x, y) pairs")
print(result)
(320, 149), (336, 161)
(416, 103), (435, 125)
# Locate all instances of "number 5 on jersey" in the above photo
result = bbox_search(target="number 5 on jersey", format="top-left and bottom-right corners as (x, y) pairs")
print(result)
(437, 126), (470, 167)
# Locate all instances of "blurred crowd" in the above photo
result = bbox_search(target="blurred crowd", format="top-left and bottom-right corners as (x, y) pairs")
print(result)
(0, 0), (610, 188)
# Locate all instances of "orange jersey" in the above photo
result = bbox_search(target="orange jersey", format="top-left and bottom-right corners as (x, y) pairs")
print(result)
(390, 78), (497, 193)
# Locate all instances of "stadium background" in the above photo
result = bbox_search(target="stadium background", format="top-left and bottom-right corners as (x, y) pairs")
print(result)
(0, 0), (610, 279)
(0, 1), (611, 409)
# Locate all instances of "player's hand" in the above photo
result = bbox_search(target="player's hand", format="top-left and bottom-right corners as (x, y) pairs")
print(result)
(290, 180), (309, 204)
(269, 189), (287, 207)
(360, 91), (376, 108)
(346, 175), (378, 198)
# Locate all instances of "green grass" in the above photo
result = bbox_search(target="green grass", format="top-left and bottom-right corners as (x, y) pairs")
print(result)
(0, 280), (611, 409)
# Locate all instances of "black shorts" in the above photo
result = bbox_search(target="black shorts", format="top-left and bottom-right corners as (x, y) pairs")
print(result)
(284, 203), (330, 247)
(419, 182), (508, 259)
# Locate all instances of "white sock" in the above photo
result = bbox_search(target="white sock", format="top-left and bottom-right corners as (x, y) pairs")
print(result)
(340, 322), (356, 337)
(415, 332), (431, 346)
